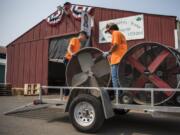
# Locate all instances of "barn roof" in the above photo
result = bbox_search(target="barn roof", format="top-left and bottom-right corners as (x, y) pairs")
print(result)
(6, 3), (177, 47)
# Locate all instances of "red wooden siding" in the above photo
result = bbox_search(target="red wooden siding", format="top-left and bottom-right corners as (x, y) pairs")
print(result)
(42, 40), (48, 86)
(18, 43), (25, 87)
(23, 42), (31, 85)
(29, 41), (37, 84)
(92, 8), (102, 49)
(6, 6), (176, 89)
(35, 40), (44, 84)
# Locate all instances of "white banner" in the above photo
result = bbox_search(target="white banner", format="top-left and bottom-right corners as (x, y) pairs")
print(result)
(99, 14), (144, 43)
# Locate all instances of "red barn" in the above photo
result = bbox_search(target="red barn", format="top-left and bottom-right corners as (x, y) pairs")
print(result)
(6, 3), (177, 93)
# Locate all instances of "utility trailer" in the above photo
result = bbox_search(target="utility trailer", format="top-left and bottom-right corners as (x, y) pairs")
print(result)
(5, 42), (180, 132)
(4, 86), (180, 133)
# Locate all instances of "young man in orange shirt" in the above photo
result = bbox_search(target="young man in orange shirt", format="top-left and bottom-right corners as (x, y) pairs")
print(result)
(63, 31), (88, 100)
(64, 31), (88, 65)
(103, 23), (128, 90)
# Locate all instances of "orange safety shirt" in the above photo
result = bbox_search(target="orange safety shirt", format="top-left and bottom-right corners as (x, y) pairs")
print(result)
(65, 37), (81, 60)
(110, 31), (128, 65)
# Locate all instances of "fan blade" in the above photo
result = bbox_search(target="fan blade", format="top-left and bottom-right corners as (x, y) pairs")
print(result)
(148, 50), (170, 73)
(93, 54), (103, 63)
(72, 72), (88, 86)
(127, 56), (146, 74)
(132, 75), (148, 88)
(89, 76), (99, 87)
(92, 59), (110, 78)
(148, 74), (173, 97)
(77, 53), (94, 72)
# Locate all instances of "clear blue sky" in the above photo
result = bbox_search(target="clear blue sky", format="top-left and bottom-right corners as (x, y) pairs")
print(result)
(0, 0), (180, 46)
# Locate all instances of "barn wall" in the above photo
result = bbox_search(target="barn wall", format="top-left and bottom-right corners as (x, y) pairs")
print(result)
(6, 6), (176, 89)
(6, 40), (49, 88)
(6, 11), (81, 88)
(6, 21), (49, 88)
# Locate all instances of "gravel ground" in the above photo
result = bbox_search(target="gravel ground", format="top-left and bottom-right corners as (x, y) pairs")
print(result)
(0, 96), (180, 135)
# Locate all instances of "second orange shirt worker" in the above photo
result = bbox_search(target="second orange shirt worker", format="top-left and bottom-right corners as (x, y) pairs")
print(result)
(63, 31), (88, 100)
(65, 37), (81, 60)
(103, 23), (128, 89)
(64, 31), (88, 65)
(110, 30), (128, 65)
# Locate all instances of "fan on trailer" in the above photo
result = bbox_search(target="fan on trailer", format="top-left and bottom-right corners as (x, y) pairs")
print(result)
(66, 47), (111, 87)
(118, 42), (180, 105)
(169, 47), (180, 104)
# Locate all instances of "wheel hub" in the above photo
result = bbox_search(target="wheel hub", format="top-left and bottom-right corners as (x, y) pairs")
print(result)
(144, 69), (151, 76)
(74, 102), (95, 127)
(87, 70), (94, 77)
(156, 70), (163, 77)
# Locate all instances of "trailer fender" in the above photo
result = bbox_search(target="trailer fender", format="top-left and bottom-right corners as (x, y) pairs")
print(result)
(65, 88), (114, 119)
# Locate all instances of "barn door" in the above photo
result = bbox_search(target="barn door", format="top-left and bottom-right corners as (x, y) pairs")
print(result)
(48, 34), (78, 91)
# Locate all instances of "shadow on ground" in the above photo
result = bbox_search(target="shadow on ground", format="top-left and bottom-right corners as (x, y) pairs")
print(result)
(99, 112), (180, 135)
(9, 108), (70, 123)
(8, 109), (180, 135)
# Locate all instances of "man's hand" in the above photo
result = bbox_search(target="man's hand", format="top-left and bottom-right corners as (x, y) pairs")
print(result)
(102, 51), (110, 58)
(109, 44), (118, 54)
(72, 53), (76, 57)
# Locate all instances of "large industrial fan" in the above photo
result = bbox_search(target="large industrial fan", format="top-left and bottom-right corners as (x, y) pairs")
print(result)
(118, 42), (180, 105)
(66, 47), (111, 87)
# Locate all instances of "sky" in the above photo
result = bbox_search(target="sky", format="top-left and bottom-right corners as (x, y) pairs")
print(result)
(0, 0), (180, 46)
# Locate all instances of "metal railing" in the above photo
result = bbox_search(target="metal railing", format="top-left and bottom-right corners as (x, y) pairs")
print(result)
(40, 86), (100, 103)
(40, 86), (180, 112)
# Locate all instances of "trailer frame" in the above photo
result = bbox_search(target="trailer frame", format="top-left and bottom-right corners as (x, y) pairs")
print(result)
(4, 86), (180, 133)
(39, 86), (180, 116)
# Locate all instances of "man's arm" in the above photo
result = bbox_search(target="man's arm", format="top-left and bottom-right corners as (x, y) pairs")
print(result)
(67, 44), (74, 55)
(103, 44), (118, 58)
(109, 44), (118, 54)
(109, 31), (120, 54)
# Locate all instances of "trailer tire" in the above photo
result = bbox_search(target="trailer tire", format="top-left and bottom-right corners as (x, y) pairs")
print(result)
(69, 94), (104, 133)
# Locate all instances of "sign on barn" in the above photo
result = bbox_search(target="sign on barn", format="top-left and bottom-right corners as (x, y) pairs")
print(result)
(99, 14), (144, 43)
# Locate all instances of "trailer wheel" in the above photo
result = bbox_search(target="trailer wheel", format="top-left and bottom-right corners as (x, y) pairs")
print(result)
(69, 94), (104, 133)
